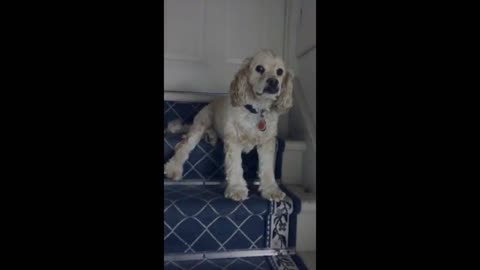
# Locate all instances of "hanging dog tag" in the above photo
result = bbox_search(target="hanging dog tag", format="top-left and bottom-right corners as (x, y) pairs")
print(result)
(257, 119), (266, 131)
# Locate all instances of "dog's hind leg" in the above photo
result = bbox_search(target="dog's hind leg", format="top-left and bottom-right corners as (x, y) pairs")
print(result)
(164, 105), (213, 181)
(203, 128), (218, 146)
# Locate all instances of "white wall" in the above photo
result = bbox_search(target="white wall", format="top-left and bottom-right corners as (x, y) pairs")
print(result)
(164, 0), (286, 93)
(286, 0), (316, 192)
(298, 48), (316, 126)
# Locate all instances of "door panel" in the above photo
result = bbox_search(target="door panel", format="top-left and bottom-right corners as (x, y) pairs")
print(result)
(296, 0), (316, 56)
(164, 0), (286, 93)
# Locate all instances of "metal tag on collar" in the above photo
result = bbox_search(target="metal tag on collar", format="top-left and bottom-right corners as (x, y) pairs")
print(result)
(257, 119), (266, 132)
(258, 110), (266, 132)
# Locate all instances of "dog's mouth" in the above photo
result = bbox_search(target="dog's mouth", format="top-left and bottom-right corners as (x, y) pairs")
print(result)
(262, 86), (279, 95)
(255, 86), (279, 96)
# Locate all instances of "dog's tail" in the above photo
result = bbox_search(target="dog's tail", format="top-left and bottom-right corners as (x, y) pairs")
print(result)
(165, 119), (191, 134)
(164, 118), (218, 146)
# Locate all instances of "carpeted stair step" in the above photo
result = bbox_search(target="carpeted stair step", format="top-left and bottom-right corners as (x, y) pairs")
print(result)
(164, 184), (300, 254)
(164, 100), (308, 269)
(164, 254), (308, 270)
(164, 133), (284, 183)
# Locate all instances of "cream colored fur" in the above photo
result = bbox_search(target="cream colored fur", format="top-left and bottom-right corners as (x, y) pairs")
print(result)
(164, 50), (294, 201)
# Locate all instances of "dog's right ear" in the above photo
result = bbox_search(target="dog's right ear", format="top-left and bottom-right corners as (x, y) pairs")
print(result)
(230, 57), (252, 107)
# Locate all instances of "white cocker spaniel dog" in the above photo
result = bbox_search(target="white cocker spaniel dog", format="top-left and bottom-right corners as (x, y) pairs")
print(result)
(164, 50), (294, 202)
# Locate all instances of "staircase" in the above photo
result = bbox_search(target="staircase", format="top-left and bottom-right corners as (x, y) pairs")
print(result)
(164, 93), (314, 270)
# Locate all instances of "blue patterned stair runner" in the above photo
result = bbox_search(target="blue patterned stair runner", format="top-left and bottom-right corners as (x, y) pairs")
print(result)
(164, 101), (308, 270)
(164, 255), (308, 270)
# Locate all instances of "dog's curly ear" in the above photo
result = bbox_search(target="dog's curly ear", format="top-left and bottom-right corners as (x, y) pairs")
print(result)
(273, 69), (294, 114)
(230, 57), (252, 107)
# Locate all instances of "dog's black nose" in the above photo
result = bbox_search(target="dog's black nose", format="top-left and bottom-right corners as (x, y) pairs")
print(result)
(266, 78), (278, 87)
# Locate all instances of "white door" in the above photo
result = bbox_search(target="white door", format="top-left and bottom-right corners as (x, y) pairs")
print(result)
(164, 0), (287, 94)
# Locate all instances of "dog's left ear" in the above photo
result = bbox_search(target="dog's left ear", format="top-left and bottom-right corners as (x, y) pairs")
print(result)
(273, 69), (294, 114)
(230, 57), (253, 107)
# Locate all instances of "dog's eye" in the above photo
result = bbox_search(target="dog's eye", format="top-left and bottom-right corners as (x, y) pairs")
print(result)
(276, 68), (283, 76)
(255, 65), (265, 74)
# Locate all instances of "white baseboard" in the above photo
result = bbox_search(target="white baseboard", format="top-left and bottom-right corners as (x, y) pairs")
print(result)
(164, 91), (226, 102)
(285, 184), (316, 252)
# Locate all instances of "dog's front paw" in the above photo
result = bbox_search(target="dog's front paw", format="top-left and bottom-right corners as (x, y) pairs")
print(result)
(225, 185), (249, 201)
(164, 160), (183, 181)
(260, 184), (286, 201)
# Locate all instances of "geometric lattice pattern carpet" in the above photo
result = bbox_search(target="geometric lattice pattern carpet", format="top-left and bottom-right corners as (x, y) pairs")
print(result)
(164, 101), (308, 269)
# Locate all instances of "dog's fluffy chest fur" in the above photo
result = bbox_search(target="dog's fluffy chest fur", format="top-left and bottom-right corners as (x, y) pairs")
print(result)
(211, 97), (278, 151)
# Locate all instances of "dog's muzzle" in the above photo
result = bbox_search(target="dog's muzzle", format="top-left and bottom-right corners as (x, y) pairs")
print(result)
(263, 78), (279, 94)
